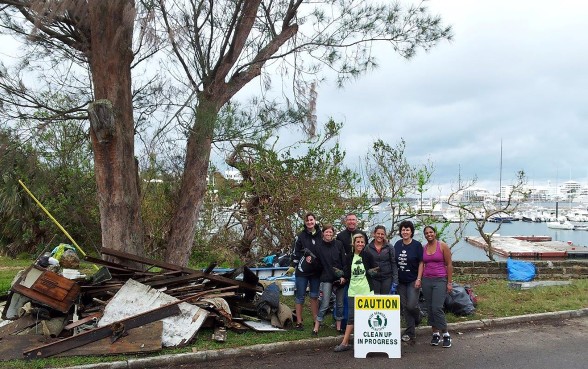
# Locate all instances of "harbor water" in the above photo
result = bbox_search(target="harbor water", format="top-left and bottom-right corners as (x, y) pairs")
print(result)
(440, 221), (588, 261)
(369, 217), (588, 262)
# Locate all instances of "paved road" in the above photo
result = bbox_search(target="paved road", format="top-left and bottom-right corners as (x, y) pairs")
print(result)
(172, 316), (588, 369)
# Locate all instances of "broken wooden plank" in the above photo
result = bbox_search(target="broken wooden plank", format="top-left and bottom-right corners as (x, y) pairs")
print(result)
(139, 270), (185, 282)
(63, 312), (103, 331)
(100, 247), (262, 292)
(0, 335), (56, 361)
(164, 283), (206, 294)
(142, 273), (210, 289)
(22, 300), (181, 359)
(177, 286), (238, 303)
(101, 247), (186, 272)
(0, 315), (37, 338)
(0, 322), (163, 361)
(57, 321), (163, 357)
(84, 256), (152, 275)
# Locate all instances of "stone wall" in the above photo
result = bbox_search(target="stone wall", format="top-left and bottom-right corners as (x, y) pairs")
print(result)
(453, 260), (588, 280)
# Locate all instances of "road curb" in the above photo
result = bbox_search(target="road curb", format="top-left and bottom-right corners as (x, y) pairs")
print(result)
(447, 307), (588, 332)
(51, 308), (588, 369)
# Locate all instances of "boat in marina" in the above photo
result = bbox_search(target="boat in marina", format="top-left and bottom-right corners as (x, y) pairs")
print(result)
(442, 209), (464, 223)
(488, 213), (513, 223)
(566, 208), (588, 222)
(546, 219), (575, 230)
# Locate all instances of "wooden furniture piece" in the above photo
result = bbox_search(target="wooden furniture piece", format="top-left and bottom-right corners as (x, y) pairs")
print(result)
(11, 265), (80, 313)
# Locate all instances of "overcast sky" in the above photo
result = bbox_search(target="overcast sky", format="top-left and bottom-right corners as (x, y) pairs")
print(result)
(311, 0), (588, 195)
(2, 1), (587, 197)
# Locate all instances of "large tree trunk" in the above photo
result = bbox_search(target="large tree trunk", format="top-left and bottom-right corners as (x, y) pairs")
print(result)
(161, 0), (299, 267)
(165, 96), (218, 266)
(87, 0), (144, 263)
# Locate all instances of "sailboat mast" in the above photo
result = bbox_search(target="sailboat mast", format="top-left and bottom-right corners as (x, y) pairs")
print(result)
(499, 140), (503, 203)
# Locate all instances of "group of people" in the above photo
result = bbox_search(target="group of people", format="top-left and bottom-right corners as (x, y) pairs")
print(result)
(290, 212), (454, 352)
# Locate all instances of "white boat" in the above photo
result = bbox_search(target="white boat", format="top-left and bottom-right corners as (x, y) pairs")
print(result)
(566, 208), (588, 222)
(442, 209), (463, 223)
(546, 220), (575, 230)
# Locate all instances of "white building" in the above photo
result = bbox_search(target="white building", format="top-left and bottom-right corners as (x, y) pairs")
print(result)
(524, 185), (550, 201)
(460, 187), (494, 202)
(560, 180), (582, 194)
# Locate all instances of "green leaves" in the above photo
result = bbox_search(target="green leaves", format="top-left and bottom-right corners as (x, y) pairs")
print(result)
(220, 118), (369, 260)
(0, 123), (99, 257)
(365, 137), (434, 237)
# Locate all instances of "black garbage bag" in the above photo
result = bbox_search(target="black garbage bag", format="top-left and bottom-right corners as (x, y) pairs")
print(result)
(256, 282), (280, 320)
(444, 283), (476, 316)
(276, 253), (291, 267)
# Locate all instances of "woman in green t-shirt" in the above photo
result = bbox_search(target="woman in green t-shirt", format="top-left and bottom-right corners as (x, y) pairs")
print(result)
(334, 233), (374, 352)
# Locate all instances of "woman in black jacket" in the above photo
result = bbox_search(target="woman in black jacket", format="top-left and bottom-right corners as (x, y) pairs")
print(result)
(291, 213), (323, 331)
(313, 224), (347, 335)
(364, 225), (399, 294)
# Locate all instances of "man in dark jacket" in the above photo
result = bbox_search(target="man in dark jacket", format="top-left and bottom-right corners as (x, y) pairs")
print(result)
(336, 213), (369, 256)
(335, 212), (368, 329)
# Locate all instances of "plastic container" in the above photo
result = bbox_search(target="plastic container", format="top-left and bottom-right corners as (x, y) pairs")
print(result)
(62, 268), (80, 279)
(281, 281), (295, 296)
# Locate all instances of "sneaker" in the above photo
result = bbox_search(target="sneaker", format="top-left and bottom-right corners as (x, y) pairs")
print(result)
(442, 335), (452, 348)
(334, 344), (351, 352)
(295, 323), (304, 331)
(401, 334), (411, 342)
(430, 333), (441, 346)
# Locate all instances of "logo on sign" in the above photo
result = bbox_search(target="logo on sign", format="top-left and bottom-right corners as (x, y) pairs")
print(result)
(367, 312), (387, 331)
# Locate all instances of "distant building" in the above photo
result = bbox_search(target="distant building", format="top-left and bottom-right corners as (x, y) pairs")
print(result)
(522, 180), (584, 202)
(560, 180), (581, 194)
(524, 185), (549, 201)
(500, 185), (513, 201)
(443, 178), (588, 204)
(461, 187), (493, 202)
(500, 185), (527, 202)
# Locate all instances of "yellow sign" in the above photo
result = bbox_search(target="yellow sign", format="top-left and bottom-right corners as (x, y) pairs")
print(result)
(354, 295), (401, 358)
(355, 296), (400, 310)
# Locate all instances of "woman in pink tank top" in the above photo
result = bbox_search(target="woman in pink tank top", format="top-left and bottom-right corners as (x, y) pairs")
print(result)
(417, 225), (454, 348)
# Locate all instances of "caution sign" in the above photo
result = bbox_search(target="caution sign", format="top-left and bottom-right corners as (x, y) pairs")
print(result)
(354, 295), (401, 358)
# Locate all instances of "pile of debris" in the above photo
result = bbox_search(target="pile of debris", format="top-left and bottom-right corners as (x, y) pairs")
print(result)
(0, 247), (293, 361)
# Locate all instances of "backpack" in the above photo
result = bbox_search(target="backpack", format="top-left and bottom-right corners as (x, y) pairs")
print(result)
(444, 283), (476, 316)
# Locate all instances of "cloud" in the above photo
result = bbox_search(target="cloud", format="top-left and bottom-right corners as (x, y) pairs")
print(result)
(315, 0), (588, 194)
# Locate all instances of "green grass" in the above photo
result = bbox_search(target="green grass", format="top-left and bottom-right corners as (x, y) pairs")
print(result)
(461, 278), (588, 319)
(0, 256), (30, 295)
(0, 257), (587, 368)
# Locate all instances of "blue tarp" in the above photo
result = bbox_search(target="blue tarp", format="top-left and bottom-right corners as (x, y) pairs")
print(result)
(506, 258), (536, 281)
